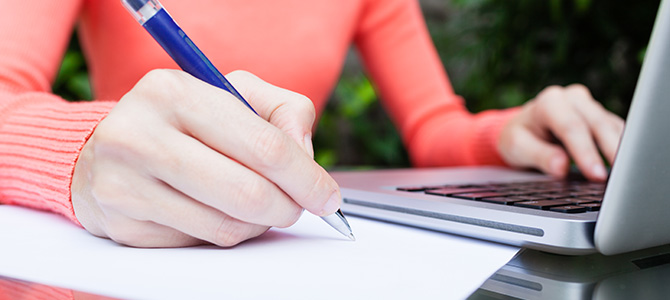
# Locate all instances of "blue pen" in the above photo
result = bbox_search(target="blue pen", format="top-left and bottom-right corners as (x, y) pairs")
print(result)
(121, 0), (355, 241)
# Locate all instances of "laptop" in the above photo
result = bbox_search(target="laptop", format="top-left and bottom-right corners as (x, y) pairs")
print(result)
(331, 0), (670, 256)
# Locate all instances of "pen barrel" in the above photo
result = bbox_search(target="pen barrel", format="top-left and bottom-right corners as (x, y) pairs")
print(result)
(142, 9), (257, 114)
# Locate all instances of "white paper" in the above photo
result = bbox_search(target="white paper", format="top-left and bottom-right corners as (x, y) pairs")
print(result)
(0, 205), (519, 300)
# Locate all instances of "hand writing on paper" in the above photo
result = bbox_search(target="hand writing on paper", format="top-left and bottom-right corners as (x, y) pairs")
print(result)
(498, 84), (625, 181)
(71, 70), (342, 247)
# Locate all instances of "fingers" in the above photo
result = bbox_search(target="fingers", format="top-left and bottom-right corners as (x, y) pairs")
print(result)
(145, 126), (304, 227)
(564, 85), (624, 164)
(72, 69), (338, 248)
(100, 209), (269, 248)
(102, 181), (270, 248)
(531, 85), (608, 181)
(81, 141), (272, 248)
(159, 70), (341, 216)
(499, 84), (625, 181)
(98, 214), (204, 248)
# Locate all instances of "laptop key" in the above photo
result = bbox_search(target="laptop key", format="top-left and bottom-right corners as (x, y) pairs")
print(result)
(424, 187), (492, 196)
(576, 196), (603, 202)
(396, 186), (430, 192)
(449, 192), (511, 200)
(531, 193), (570, 199)
(510, 195), (553, 201)
(480, 197), (526, 205)
(579, 203), (602, 211)
(515, 199), (573, 210)
(567, 198), (599, 205)
(549, 205), (588, 213)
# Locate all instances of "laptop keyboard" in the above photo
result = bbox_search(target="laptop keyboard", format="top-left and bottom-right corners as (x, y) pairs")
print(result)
(396, 180), (605, 214)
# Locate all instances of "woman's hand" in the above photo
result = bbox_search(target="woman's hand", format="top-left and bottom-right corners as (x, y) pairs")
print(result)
(71, 70), (340, 247)
(498, 84), (625, 181)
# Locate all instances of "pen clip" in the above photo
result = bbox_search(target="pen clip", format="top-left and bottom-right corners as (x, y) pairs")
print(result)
(121, 0), (162, 25)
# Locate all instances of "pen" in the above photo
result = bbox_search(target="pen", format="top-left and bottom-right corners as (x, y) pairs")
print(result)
(121, 0), (355, 241)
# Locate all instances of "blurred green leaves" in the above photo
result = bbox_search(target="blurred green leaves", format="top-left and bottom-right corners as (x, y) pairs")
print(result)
(52, 34), (92, 101)
(430, 0), (659, 115)
(314, 73), (409, 169)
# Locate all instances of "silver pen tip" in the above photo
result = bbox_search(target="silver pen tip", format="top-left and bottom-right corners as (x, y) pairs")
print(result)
(348, 233), (356, 241)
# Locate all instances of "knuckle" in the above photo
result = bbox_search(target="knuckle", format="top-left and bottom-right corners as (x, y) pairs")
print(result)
(228, 178), (272, 220)
(250, 126), (291, 169)
(133, 69), (186, 108)
(141, 69), (180, 86)
(538, 85), (563, 99)
(566, 83), (589, 95)
(293, 94), (316, 118)
(227, 69), (255, 80)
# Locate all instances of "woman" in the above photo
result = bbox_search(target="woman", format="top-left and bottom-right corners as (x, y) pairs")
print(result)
(0, 0), (623, 247)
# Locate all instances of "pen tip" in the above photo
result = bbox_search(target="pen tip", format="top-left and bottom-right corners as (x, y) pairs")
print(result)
(348, 233), (356, 241)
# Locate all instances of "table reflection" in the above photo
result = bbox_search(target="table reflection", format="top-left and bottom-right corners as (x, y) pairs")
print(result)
(469, 244), (670, 299)
(0, 276), (118, 300)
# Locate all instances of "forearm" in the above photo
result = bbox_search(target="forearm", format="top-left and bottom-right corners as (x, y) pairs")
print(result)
(355, 0), (520, 167)
(406, 106), (520, 167)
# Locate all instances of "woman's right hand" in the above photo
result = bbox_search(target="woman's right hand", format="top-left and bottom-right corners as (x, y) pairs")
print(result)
(71, 69), (341, 248)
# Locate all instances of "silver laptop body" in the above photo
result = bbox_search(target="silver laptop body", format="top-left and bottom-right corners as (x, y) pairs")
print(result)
(332, 0), (670, 255)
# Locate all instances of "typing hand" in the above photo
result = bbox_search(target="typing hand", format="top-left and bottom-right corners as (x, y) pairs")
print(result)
(498, 84), (625, 181)
(71, 70), (341, 247)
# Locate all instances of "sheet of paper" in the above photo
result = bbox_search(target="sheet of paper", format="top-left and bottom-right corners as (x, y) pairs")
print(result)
(0, 205), (519, 299)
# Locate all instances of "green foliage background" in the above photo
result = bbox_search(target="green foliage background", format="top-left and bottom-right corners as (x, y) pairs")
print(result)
(53, 0), (661, 170)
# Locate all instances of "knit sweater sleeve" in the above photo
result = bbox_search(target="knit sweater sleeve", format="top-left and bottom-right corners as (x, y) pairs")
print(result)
(0, 0), (116, 224)
(354, 0), (521, 167)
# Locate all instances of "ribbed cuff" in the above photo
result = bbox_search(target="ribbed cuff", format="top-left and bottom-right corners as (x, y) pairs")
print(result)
(469, 107), (521, 166)
(0, 93), (115, 225)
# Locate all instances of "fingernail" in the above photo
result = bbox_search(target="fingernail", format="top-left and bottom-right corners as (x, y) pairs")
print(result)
(303, 133), (314, 159)
(592, 164), (607, 180)
(321, 192), (341, 216)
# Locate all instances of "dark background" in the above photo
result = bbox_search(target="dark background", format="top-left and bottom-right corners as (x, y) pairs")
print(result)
(53, 0), (661, 169)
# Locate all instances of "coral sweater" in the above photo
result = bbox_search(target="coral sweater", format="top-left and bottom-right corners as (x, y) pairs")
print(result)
(0, 0), (518, 224)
